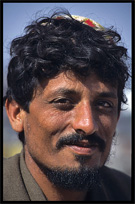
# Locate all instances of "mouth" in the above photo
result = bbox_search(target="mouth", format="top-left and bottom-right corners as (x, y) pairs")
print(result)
(65, 140), (99, 155)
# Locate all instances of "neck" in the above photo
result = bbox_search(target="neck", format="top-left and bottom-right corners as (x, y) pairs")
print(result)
(24, 147), (87, 201)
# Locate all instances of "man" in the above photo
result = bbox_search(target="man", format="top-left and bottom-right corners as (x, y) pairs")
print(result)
(3, 10), (131, 201)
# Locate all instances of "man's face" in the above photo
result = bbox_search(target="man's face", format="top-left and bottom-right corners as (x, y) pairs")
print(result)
(23, 71), (118, 184)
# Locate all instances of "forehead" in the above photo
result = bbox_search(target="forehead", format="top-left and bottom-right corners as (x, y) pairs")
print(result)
(38, 72), (117, 98)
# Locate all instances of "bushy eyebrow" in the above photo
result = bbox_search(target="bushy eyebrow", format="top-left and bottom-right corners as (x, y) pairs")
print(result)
(50, 88), (117, 99)
(53, 88), (80, 96)
(97, 92), (117, 99)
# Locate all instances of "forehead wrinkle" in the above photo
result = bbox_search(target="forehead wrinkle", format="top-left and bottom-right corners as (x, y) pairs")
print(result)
(34, 72), (118, 101)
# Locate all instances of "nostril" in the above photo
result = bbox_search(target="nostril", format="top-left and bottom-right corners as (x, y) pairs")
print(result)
(76, 129), (86, 135)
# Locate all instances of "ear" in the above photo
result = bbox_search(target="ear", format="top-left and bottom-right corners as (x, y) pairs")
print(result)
(5, 99), (24, 132)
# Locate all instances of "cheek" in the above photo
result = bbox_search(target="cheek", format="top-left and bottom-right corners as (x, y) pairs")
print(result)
(98, 115), (118, 166)
(23, 113), (56, 163)
(38, 109), (71, 136)
(24, 110), (74, 167)
(98, 114), (118, 136)
(24, 109), (71, 149)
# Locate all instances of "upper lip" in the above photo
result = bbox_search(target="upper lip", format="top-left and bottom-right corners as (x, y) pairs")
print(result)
(67, 140), (98, 148)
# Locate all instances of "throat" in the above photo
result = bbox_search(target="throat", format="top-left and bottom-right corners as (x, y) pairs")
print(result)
(46, 188), (87, 201)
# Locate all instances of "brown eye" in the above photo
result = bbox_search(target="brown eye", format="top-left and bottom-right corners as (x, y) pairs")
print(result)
(97, 101), (113, 108)
(51, 98), (74, 111)
(56, 98), (71, 104)
(96, 100), (114, 112)
(95, 100), (114, 114)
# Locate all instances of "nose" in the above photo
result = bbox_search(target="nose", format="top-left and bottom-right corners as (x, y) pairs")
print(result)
(72, 101), (98, 135)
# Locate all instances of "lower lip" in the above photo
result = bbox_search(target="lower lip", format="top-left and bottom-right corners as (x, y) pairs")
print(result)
(67, 145), (97, 155)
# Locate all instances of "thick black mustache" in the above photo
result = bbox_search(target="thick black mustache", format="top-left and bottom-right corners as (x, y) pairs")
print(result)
(56, 132), (106, 152)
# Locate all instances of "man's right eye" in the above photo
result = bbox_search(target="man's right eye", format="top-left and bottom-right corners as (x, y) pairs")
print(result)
(50, 98), (74, 111)
(54, 98), (71, 104)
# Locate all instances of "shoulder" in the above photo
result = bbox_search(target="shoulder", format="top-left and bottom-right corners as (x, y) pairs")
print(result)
(101, 165), (131, 183)
(3, 153), (21, 184)
(3, 153), (29, 201)
(101, 166), (131, 200)
(4, 153), (20, 172)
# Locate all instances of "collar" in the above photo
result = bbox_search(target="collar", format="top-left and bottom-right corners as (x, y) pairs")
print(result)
(20, 149), (47, 201)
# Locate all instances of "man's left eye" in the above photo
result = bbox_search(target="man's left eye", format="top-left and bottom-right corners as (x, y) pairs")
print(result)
(97, 101), (113, 108)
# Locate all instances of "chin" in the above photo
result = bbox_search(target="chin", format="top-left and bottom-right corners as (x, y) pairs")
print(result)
(40, 162), (101, 191)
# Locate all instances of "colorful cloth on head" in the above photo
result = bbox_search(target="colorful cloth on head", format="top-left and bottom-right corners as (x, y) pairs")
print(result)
(71, 15), (114, 43)
(41, 14), (104, 31)
(41, 14), (114, 43)
(71, 15), (104, 31)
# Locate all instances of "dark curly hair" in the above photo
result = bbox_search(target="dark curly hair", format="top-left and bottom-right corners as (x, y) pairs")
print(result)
(4, 10), (130, 144)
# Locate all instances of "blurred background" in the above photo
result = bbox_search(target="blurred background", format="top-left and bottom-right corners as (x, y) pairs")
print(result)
(3, 3), (132, 176)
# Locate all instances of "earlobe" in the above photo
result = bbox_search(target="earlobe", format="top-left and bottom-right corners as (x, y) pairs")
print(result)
(5, 99), (24, 132)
